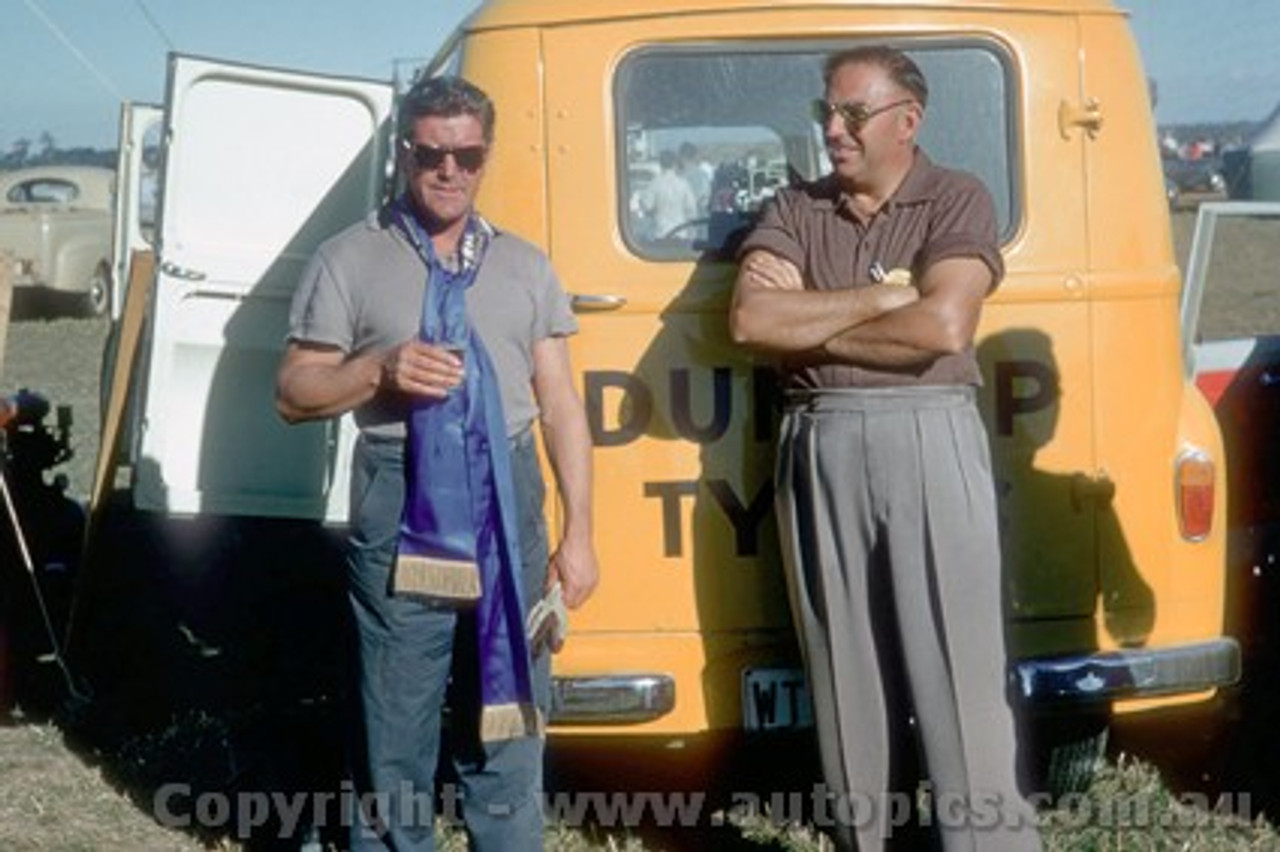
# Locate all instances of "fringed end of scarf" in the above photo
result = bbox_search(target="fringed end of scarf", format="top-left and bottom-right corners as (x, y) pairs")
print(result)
(393, 553), (481, 601)
(480, 702), (544, 742)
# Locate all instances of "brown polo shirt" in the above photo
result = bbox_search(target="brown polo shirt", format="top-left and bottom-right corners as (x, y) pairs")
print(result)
(739, 149), (1004, 389)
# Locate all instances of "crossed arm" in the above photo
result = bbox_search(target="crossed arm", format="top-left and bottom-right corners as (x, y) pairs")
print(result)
(728, 249), (991, 370)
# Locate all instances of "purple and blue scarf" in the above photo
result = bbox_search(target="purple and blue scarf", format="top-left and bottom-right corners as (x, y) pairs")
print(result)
(390, 195), (539, 741)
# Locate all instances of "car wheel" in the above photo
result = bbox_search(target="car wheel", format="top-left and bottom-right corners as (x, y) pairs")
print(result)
(78, 263), (111, 317)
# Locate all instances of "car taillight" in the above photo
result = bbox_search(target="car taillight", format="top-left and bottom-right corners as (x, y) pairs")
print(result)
(1176, 448), (1215, 541)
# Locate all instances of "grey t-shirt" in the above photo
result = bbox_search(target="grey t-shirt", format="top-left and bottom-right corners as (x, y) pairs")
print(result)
(287, 208), (578, 437)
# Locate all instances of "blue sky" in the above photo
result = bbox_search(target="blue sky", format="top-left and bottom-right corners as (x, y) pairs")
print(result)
(1125, 0), (1280, 128)
(3, 0), (1278, 151)
(2, 0), (480, 149)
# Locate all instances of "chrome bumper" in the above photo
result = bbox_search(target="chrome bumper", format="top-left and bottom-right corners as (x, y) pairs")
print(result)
(1013, 638), (1241, 706)
(547, 639), (1241, 724)
(550, 674), (676, 725)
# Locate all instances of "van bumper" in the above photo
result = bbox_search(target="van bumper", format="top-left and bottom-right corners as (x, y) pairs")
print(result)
(550, 674), (676, 725)
(1013, 638), (1241, 706)
(548, 638), (1241, 725)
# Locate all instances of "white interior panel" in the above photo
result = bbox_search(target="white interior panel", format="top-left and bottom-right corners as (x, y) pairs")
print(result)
(136, 56), (392, 521)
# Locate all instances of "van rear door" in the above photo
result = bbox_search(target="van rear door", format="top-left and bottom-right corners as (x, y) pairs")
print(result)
(133, 55), (393, 521)
(537, 13), (1054, 730)
(539, 21), (808, 733)
(111, 101), (162, 320)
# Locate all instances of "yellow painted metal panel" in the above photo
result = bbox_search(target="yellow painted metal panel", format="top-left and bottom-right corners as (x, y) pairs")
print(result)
(462, 29), (550, 247)
(1080, 12), (1227, 653)
(451, 0), (1230, 739)
(468, 0), (1123, 32)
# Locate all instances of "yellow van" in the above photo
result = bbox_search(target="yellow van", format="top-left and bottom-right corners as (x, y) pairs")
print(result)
(96, 0), (1239, 799)
(430, 0), (1239, 777)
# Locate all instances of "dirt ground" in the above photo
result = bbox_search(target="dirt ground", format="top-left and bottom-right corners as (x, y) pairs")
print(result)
(1180, 208), (1280, 342)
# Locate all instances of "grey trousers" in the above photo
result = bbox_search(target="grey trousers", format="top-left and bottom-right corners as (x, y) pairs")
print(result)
(775, 386), (1040, 852)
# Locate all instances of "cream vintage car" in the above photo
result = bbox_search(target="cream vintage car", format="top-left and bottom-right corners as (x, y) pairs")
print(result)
(0, 165), (115, 315)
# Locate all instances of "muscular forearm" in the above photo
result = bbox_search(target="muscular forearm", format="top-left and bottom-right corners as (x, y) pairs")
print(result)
(730, 285), (907, 354)
(541, 402), (593, 544)
(822, 256), (991, 370)
(730, 250), (919, 355)
(276, 351), (381, 423)
(277, 337), (465, 424)
(540, 393), (600, 610)
(821, 297), (974, 369)
(531, 336), (599, 610)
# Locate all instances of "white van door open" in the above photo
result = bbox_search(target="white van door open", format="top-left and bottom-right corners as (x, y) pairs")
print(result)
(111, 101), (163, 321)
(133, 55), (393, 521)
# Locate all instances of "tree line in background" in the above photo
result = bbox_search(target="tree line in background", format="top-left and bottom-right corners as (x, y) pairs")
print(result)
(0, 119), (1262, 176)
(2, 133), (115, 171)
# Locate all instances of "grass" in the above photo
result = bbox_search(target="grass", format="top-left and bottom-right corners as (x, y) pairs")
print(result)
(0, 720), (212, 851)
(1036, 756), (1277, 852)
(4, 713), (1280, 851)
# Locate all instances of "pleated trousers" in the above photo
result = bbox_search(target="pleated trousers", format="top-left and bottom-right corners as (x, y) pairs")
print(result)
(774, 386), (1041, 852)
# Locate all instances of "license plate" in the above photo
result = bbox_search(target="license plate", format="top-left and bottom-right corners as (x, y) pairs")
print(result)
(742, 667), (814, 731)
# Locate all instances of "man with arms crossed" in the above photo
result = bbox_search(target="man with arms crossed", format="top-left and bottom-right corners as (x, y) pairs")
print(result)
(277, 76), (597, 850)
(730, 46), (1039, 851)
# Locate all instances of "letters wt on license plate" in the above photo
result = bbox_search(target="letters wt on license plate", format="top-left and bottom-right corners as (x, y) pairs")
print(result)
(742, 667), (813, 731)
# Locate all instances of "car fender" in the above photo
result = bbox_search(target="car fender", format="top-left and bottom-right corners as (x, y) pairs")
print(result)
(50, 231), (109, 294)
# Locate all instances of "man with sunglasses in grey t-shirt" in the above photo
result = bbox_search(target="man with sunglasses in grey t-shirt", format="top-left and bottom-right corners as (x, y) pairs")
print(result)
(277, 76), (597, 851)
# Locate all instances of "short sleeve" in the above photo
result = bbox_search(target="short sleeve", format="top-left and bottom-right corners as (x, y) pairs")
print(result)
(287, 246), (357, 352)
(737, 189), (807, 268)
(533, 252), (578, 340)
(916, 174), (1005, 290)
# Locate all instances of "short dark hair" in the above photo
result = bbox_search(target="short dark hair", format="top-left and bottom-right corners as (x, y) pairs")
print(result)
(822, 46), (929, 109)
(397, 76), (496, 144)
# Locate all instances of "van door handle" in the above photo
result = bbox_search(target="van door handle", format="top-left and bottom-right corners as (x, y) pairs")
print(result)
(1058, 97), (1104, 140)
(570, 293), (627, 312)
(159, 261), (207, 282)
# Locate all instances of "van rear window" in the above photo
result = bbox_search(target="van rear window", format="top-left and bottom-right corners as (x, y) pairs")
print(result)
(615, 42), (1017, 261)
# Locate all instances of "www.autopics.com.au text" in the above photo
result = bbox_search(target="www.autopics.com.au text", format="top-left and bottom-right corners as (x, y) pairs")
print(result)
(151, 781), (1255, 839)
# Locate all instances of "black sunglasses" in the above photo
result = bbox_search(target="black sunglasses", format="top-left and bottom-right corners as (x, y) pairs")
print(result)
(404, 142), (487, 173)
(811, 98), (916, 136)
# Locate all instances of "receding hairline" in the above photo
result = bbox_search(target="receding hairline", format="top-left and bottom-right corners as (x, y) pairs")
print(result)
(822, 46), (930, 108)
